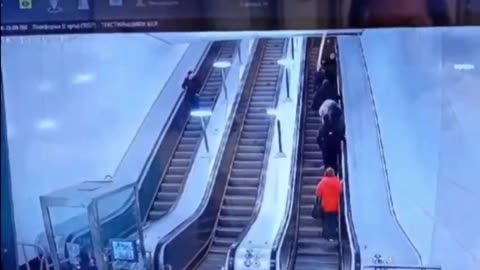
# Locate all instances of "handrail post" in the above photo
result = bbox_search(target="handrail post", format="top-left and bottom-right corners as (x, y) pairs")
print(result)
(290, 37), (295, 59)
(238, 45), (243, 64)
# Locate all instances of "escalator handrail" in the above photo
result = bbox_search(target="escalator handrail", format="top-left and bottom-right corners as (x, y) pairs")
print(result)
(269, 37), (307, 270)
(358, 38), (423, 265)
(142, 41), (237, 223)
(138, 42), (214, 224)
(341, 141), (361, 270)
(64, 42), (214, 246)
(154, 40), (259, 268)
(227, 38), (290, 270)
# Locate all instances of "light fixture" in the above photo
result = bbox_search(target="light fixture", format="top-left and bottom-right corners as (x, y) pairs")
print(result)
(453, 63), (475, 71)
(277, 58), (291, 66)
(190, 110), (212, 117)
(266, 108), (277, 116)
(73, 73), (95, 84)
(37, 119), (57, 130)
(213, 61), (231, 69)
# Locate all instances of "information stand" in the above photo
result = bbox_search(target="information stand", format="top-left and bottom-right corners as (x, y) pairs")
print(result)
(40, 180), (147, 270)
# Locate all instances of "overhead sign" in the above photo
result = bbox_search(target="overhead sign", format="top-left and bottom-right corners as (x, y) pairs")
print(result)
(0, 0), (468, 36)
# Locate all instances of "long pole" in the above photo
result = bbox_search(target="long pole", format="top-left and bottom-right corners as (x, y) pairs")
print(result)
(200, 117), (210, 153)
(290, 37), (295, 59)
(277, 119), (283, 154)
(237, 45), (243, 64)
(317, 31), (328, 71)
(220, 69), (228, 101)
(285, 68), (291, 100)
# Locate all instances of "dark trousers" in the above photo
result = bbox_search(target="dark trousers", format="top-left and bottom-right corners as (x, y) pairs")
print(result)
(323, 212), (338, 239)
(187, 94), (198, 110)
(320, 140), (339, 173)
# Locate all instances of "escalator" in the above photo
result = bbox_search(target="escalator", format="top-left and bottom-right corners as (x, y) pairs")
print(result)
(293, 37), (340, 270)
(147, 41), (238, 221)
(195, 38), (286, 270)
(271, 36), (360, 270)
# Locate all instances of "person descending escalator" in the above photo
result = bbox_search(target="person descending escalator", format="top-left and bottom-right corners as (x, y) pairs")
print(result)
(316, 99), (345, 173)
(311, 78), (339, 112)
(316, 167), (343, 242)
(314, 68), (326, 92)
(182, 70), (200, 109)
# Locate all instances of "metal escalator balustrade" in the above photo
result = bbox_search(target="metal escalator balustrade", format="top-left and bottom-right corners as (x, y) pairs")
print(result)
(294, 37), (340, 270)
(147, 41), (238, 221)
(195, 38), (287, 270)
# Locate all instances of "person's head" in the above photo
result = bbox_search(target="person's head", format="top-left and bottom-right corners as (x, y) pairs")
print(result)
(325, 167), (335, 177)
(329, 53), (336, 60)
(187, 71), (194, 79)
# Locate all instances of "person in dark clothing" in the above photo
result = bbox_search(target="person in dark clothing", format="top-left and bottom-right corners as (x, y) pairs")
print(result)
(311, 78), (339, 112)
(314, 68), (326, 92)
(182, 71), (200, 109)
(316, 100), (345, 173)
(322, 52), (337, 84)
(321, 134), (340, 173)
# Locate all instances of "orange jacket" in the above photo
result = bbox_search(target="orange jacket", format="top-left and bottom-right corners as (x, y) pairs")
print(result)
(316, 176), (343, 213)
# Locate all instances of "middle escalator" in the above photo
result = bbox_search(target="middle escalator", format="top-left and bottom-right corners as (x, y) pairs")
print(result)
(195, 38), (287, 269)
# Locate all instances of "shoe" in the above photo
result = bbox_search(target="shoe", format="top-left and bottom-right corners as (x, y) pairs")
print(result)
(328, 238), (335, 242)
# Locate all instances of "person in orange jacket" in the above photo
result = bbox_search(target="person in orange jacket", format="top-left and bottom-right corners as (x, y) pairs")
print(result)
(316, 167), (343, 241)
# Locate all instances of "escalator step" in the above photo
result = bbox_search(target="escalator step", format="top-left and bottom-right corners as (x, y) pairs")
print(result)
(215, 226), (243, 238)
(220, 205), (254, 216)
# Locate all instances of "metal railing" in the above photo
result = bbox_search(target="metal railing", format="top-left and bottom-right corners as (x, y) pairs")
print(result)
(17, 242), (71, 270)
(363, 265), (441, 270)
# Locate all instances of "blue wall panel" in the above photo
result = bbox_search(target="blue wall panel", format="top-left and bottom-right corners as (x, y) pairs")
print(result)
(1, 71), (19, 270)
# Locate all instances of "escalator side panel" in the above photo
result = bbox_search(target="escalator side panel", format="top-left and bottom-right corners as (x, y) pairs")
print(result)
(154, 40), (267, 270)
